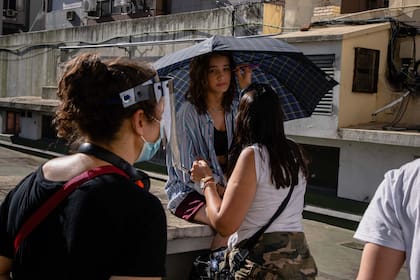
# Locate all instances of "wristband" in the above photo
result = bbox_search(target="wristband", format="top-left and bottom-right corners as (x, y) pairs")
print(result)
(200, 176), (214, 190)
(202, 181), (217, 192)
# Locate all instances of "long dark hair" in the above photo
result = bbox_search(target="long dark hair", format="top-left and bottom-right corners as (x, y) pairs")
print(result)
(226, 83), (309, 189)
(186, 52), (237, 114)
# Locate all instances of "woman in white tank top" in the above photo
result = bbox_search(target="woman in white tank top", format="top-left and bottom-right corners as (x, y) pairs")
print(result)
(191, 83), (318, 279)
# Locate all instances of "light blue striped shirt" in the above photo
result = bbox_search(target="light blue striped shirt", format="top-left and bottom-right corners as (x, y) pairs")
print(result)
(165, 100), (238, 213)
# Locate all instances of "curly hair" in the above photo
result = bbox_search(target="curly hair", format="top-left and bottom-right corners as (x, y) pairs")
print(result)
(186, 52), (237, 114)
(227, 83), (309, 189)
(54, 53), (157, 145)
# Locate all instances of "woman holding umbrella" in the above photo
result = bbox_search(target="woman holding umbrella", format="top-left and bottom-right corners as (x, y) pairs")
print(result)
(165, 52), (252, 250)
(190, 83), (318, 279)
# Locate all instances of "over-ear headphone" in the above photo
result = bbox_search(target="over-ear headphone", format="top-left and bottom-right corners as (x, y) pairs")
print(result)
(78, 143), (150, 191)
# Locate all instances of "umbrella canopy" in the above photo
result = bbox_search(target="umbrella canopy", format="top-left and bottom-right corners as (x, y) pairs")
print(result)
(154, 35), (338, 121)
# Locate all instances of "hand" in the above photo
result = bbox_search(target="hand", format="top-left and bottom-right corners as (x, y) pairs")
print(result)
(234, 64), (253, 90)
(190, 160), (213, 183)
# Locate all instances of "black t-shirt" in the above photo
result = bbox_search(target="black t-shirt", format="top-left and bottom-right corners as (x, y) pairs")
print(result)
(0, 165), (167, 280)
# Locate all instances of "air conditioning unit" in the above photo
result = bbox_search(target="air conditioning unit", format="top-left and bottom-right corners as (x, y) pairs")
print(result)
(114, 0), (131, 7)
(83, 0), (97, 12)
(5, 9), (17, 17)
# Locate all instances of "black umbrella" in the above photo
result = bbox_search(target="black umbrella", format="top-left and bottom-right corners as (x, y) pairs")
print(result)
(154, 35), (338, 121)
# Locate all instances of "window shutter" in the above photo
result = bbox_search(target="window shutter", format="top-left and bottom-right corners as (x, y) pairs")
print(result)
(307, 54), (335, 116)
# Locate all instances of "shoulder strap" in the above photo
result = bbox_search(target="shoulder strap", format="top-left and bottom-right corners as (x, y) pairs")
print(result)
(78, 143), (150, 191)
(242, 184), (295, 250)
(13, 165), (129, 255)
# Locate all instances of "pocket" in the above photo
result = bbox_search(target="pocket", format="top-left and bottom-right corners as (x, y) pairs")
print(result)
(242, 232), (318, 279)
(237, 257), (317, 280)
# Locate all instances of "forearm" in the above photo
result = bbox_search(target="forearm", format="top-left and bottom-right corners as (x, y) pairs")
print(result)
(0, 256), (11, 280)
(203, 183), (222, 228)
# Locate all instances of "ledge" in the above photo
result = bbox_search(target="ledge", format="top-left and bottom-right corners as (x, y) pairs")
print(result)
(338, 127), (420, 148)
(0, 96), (58, 113)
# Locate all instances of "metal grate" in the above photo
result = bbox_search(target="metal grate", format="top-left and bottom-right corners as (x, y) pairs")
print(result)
(307, 54), (335, 116)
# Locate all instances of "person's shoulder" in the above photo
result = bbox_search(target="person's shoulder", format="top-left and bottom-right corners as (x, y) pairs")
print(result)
(42, 154), (88, 181)
(177, 101), (204, 123)
(400, 158), (420, 173)
(387, 158), (420, 181)
(240, 145), (256, 161)
(178, 101), (197, 115)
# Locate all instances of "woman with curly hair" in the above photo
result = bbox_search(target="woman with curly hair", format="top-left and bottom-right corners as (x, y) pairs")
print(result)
(0, 53), (168, 280)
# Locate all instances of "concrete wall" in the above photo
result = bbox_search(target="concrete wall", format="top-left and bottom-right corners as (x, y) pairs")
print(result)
(338, 140), (419, 201)
(292, 135), (420, 202)
(19, 112), (42, 140)
(262, 3), (283, 35)
(337, 25), (420, 128)
(284, 40), (342, 139)
(389, 0), (420, 7)
(0, 5), (262, 99)
(284, 0), (314, 30)
(338, 25), (390, 127)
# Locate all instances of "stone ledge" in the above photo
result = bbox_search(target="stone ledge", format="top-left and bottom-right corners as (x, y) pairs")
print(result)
(338, 127), (420, 148)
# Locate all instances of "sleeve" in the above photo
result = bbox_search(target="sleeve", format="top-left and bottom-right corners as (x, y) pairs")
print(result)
(166, 105), (202, 196)
(0, 189), (15, 258)
(353, 169), (405, 251)
(0, 171), (34, 259)
(178, 108), (202, 192)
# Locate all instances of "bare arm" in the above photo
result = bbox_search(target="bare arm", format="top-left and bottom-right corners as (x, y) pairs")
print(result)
(191, 147), (257, 236)
(0, 256), (12, 280)
(356, 243), (405, 280)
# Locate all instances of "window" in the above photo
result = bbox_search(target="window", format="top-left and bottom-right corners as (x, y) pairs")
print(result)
(341, 0), (388, 13)
(352, 47), (380, 93)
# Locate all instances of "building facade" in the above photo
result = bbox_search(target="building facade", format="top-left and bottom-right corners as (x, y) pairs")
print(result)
(1, 0), (420, 204)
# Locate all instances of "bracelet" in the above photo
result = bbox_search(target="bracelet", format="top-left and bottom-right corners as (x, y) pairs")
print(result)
(200, 176), (214, 190)
(202, 181), (217, 192)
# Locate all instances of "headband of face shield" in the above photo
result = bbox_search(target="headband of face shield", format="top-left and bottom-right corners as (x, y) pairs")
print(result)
(118, 76), (173, 158)
(118, 76), (173, 109)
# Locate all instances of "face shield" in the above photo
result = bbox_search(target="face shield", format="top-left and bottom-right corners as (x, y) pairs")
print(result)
(118, 76), (174, 145)
(117, 75), (184, 174)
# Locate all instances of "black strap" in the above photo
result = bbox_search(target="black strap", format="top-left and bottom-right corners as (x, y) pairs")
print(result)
(243, 184), (295, 250)
(78, 143), (150, 191)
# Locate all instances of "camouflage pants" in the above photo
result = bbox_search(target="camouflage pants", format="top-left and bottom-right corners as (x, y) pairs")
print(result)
(221, 232), (317, 280)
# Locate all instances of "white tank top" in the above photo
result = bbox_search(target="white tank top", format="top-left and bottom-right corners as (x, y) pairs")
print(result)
(228, 144), (306, 248)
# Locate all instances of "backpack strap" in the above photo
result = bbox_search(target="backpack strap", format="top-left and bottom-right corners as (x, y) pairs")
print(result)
(13, 165), (129, 255)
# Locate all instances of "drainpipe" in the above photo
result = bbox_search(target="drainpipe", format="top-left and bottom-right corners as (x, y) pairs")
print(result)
(231, 6), (235, 36)
(0, 0), (3, 35)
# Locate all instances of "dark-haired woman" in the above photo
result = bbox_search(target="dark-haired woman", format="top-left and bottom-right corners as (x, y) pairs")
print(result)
(0, 53), (167, 279)
(165, 52), (251, 249)
(191, 83), (318, 279)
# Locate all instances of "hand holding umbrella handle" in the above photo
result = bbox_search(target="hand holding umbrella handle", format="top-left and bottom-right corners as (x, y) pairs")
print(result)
(234, 64), (254, 90)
